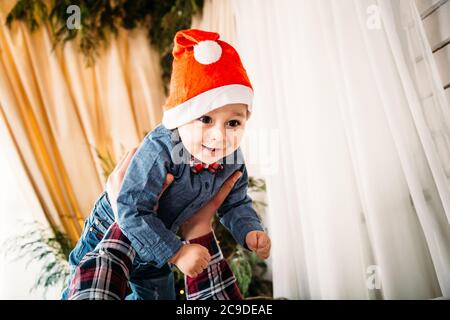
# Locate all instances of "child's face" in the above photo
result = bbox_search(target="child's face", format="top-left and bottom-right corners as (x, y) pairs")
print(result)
(178, 103), (248, 164)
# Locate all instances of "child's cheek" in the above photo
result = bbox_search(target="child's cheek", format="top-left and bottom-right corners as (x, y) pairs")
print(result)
(226, 129), (244, 150)
(196, 125), (207, 144)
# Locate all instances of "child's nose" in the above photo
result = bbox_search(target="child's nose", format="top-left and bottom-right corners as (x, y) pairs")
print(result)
(206, 125), (226, 145)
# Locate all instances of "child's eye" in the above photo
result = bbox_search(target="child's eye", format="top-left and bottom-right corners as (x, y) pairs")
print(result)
(227, 120), (241, 127)
(198, 116), (212, 124)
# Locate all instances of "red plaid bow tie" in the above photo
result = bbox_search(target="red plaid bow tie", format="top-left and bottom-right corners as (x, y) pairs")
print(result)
(190, 155), (223, 174)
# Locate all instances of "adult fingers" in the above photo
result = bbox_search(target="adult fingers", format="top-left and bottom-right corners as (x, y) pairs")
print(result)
(114, 149), (130, 173)
(154, 173), (175, 211)
(117, 147), (138, 179)
(161, 174), (175, 195)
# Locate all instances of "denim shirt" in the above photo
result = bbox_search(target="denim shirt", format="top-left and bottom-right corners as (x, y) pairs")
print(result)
(115, 124), (264, 269)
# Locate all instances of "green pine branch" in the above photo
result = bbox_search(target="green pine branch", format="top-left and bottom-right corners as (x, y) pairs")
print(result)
(2, 221), (73, 297)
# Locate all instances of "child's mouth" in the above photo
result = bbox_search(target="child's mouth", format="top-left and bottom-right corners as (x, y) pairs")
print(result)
(202, 144), (220, 154)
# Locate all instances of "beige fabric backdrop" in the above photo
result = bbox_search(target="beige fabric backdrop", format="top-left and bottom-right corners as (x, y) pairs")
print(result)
(0, 0), (236, 243)
(0, 0), (165, 243)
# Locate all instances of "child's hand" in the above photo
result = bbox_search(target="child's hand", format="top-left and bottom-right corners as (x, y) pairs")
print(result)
(245, 231), (271, 259)
(169, 244), (211, 278)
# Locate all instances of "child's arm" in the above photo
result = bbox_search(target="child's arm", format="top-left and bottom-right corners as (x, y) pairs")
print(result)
(115, 134), (183, 268)
(217, 164), (266, 251)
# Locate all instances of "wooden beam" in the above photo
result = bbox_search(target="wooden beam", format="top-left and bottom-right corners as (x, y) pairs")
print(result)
(420, 0), (449, 20)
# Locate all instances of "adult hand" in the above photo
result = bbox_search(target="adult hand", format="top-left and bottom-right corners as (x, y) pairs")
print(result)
(179, 171), (242, 240)
(105, 147), (174, 221)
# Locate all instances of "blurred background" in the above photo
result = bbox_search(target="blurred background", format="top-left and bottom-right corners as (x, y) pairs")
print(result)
(0, 0), (449, 300)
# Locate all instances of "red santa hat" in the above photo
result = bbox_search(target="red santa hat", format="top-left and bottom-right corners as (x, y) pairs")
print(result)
(162, 29), (253, 129)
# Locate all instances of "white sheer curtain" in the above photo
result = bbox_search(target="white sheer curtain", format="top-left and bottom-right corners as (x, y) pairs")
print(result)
(232, 0), (450, 299)
(192, 0), (237, 44)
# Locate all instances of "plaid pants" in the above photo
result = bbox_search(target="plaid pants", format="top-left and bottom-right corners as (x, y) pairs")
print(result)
(68, 223), (242, 300)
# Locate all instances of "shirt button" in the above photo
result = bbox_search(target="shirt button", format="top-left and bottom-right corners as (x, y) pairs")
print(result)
(205, 182), (210, 189)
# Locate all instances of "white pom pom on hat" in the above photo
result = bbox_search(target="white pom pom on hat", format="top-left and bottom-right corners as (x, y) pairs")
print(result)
(193, 40), (222, 65)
